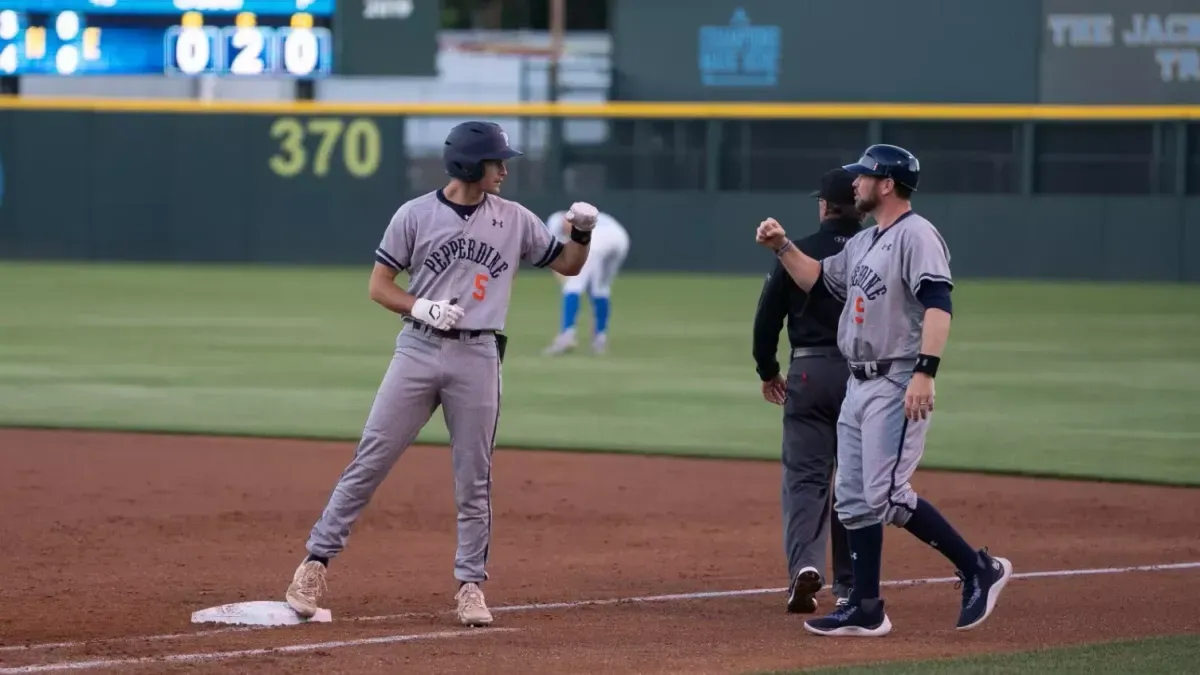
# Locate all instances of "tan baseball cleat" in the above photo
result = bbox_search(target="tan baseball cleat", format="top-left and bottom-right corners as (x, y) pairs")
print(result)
(455, 582), (493, 627)
(285, 559), (328, 618)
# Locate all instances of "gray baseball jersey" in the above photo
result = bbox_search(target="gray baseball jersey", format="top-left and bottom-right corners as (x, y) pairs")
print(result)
(302, 190), (564, 589)
(375, 191), (565, 331)
(817, 211), (955, 532)
(819, 212), (953, 363)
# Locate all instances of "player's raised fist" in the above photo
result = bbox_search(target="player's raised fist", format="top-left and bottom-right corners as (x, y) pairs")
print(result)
(412, 298), (465, 331)
(756, 218), (787, 249)
(565, 202), (599, 231)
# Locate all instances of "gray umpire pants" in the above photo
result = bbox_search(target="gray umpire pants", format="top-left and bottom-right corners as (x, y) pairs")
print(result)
(781, 347), (854, 598)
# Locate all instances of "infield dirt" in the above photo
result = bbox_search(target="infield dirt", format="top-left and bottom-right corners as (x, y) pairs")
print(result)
(2, 428), (1198, 674)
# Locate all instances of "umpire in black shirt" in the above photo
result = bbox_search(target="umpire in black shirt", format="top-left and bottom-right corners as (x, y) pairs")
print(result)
(752, 168), (863, 614)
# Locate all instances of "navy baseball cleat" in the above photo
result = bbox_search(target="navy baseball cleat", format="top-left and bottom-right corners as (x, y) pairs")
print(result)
(803, 598), (892, 637)
(955, 548), (1014, 631)
(787, 567), (823, 614)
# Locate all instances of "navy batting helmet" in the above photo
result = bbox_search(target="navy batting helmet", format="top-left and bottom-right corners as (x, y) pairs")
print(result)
(443, 121), (522, 183)
(842, 144), (920, 192)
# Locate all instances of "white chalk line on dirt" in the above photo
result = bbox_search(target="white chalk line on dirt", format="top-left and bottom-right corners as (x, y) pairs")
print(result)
(0, 628), (519, 674)
(3, 560), (1196, 667)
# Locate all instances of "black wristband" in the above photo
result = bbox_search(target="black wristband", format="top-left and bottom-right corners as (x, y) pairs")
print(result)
(914, 354), (940, 378)
(570, 226), (592, 245)
(775, 240), (794, 256)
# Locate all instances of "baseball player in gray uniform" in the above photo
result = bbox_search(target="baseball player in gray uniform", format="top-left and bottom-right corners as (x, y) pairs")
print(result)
(285, 121), (598, 627)
(755, 144), (1013, 638)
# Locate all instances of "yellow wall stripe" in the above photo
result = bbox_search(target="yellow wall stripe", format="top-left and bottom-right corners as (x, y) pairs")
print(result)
(0, 96), (1197, 120)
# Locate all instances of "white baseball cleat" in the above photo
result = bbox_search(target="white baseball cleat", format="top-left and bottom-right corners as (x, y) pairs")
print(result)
(591, 333), (608, 355)
(455, 582), (493, 627)
(542, 330), (577, 356)
(285, 559), (327, 618)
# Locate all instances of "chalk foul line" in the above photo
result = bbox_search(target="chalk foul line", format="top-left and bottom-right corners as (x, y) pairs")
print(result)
(0, 628), (519, 674)
(1, 559), (1196, 667)
(370, 559), (1200, 618)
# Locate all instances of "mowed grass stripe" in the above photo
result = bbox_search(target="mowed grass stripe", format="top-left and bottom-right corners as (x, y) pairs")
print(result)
(1, 263), (1198, 485)
(754, 633), (1200, 674)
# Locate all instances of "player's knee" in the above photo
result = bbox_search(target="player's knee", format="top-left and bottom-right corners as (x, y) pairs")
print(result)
(457, 502), (489, 521)
(884, 503), (913, 527)
(453, 480), (492, 513)
(859, 489), (890, 522)
(562, 276), (587, 293)
(883, 486), (919, 527)
(351, 428), (402, 468)
(833, 463), (858, 494)
(836, 498), (884, 529)
(839, 511), (884, 528)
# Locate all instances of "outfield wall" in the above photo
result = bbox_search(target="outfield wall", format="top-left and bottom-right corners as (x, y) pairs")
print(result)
(1, 99), (1198, 282)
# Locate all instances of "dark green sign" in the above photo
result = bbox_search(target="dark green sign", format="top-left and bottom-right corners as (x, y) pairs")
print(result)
(335, 0), (440, 76)
(0, 109), (409, 263)
(2, 106), (1199, 282)
(1041, 0), (1200, 104)
(611, 0), (1041, 103)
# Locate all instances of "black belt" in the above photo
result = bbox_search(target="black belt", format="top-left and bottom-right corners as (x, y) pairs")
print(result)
(409, 321), (492, 340)
(848, 360), (892, 381)
(790, 346), (844, 360)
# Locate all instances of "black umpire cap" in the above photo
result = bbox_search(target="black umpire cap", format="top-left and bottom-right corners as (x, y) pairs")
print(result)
(809, 168), (857, 205)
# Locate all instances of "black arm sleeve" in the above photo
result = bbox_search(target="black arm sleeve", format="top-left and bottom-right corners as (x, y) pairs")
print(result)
(915, 280), (953, 316)
(752, 260), (790, 381)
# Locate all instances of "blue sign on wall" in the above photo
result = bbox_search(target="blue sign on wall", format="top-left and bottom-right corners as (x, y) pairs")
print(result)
(698, 8), (780, 87)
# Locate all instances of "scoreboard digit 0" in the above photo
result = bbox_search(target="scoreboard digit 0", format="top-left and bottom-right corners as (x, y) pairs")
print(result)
(0, 1), (334, 77)
(278, 13), (331, 78)
(165, 12), (220, 76)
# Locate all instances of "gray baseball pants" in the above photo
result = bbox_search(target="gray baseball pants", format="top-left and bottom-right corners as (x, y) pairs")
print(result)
(305, 323), (502, 583)
(834, 360), (925, 530)
(782, 351), (854, 598)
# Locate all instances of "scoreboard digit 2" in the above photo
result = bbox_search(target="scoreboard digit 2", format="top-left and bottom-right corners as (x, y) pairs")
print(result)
(0, 1), (334, 77)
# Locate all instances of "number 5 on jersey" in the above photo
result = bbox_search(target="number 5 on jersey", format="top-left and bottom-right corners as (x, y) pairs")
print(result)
(473, 273), (490, 301)
(854, 296), (865, 324)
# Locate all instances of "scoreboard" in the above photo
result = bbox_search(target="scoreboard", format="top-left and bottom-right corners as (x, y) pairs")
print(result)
(0, 1), (334, 77)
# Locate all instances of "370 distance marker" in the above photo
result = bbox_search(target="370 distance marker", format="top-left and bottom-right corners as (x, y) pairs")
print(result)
(269, 117), (383, 179)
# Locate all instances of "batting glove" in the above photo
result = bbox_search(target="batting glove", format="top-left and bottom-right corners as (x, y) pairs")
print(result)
(411, 298), (465, 331)
(565, 202), (599, 231)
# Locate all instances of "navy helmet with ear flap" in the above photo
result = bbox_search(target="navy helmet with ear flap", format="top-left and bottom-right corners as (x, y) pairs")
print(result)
(443, 121), (523, 183)
(842, 144), (920, 192)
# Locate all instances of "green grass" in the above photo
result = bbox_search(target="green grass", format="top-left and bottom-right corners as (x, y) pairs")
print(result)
(757, 633), (1200, 674)
(1, 262), (1199, 485)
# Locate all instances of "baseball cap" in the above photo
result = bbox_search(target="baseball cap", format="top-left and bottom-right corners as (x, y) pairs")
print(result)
(809, 168), (857, 205)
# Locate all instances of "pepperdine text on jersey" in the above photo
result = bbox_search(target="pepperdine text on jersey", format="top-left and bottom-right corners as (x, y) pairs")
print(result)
(850, 263), (888, 301)
(423, 236), (511, 279)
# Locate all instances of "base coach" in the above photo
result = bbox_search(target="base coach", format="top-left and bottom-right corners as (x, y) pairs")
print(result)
(752, 168), (865, 613)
